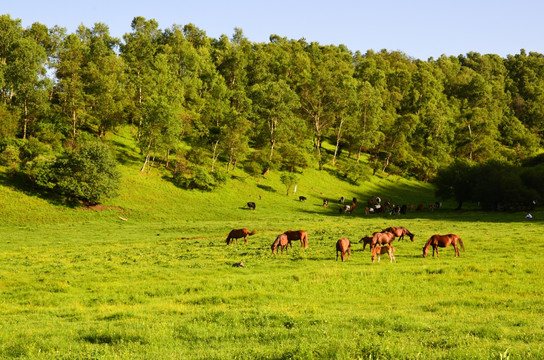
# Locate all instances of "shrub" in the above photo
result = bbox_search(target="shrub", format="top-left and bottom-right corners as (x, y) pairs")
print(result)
(46, 140), (120, 205)
(173, 166), (226, 191)
(0, 145), (20, 170)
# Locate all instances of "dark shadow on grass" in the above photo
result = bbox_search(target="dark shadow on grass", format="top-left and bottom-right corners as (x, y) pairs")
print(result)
(111, 138), (141, 166)
(0, 171), (80, 208)
(290, 179), (542, 223)
(257, 184), (276, 193)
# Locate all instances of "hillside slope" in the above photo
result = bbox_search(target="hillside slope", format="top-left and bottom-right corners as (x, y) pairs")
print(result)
(0, 129), (439, 228)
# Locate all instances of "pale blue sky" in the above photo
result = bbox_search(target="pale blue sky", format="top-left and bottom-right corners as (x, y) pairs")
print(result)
(3, 0), (543, 60)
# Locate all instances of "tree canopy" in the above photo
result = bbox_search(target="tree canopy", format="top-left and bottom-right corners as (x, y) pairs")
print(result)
(1, 14), (544, 200)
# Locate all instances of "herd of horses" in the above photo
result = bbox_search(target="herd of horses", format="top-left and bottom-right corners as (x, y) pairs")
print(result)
(226, 226), (465, 261)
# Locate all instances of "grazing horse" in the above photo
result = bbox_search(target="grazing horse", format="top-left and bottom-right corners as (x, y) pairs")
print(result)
(358, 235), (373, 251)
(226, 228), (256, 245)
(336, 238), (351, 262)
(283, 230), (308, 248)
(382, 227), (415, 242)
(423, 234), (465, 258)
(370, 231), (396, 250)
(247, 202), (256, 210)
(371, 245), (396, 263)
(271, 234), (290, 254)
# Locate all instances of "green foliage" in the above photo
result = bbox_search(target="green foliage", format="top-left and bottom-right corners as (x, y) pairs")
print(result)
(334, 160), (369, 185)
(172, 165), (226, 191)
(435, 158), (543, 210)
(435, 159), (475, 209)
(41, 140), (120, 204)
(279, 171), (298, 195)
(0, 144), (20, 169)
(0, 104), (19, 139)
(3, 14), (544, 184)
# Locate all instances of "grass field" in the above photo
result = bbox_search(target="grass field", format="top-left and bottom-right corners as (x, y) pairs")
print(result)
(0, 131), (543, 359)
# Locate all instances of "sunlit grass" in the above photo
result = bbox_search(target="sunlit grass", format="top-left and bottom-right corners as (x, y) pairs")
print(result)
(0, 130), (543, 359)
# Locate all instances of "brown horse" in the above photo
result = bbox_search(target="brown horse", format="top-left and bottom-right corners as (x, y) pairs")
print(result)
(423, 234), (465, 258)
(283, 230), (308, 248)
(358, 235), (373, 251)
(370, 231), (396, 250)
(371, 245), (396, 263)
(382, 226), (415, 242)
(226, 228), (256, 245)
(271, 234), (290, 254)
(336, 238), (351, 262)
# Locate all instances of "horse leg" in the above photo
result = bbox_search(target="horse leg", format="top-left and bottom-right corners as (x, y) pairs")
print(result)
(244, 235), (248, 244)
(453, 244), (459, 257)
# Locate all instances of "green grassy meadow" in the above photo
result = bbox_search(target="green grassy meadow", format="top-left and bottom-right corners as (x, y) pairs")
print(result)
(1, 131), (543, 359)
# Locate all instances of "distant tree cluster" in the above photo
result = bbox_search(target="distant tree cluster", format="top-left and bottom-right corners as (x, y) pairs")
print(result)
(1, 14), (544, 199)
(435, 158), (544, 210)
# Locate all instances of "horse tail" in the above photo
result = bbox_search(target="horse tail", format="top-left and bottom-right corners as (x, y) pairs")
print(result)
(458, 237), (465, 251)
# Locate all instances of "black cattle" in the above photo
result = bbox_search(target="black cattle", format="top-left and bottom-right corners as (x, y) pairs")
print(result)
(247, 202), (256, 210)
(299, 196), (307, 202)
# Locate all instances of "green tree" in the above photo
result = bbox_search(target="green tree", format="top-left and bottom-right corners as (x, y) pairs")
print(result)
(44, 140), (120, 205)
(80, 23), (127, 138)
(280, 171), (298, 195)
(434, 159), (475, 210)
(121, 17), (161, 140)
(54, 33), (86, 140)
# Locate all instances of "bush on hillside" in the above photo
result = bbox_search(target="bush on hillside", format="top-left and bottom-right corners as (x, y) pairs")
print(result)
(173, 165), (226, 191)
(36, 140), (120, 205)
(0, 145), (20, 171)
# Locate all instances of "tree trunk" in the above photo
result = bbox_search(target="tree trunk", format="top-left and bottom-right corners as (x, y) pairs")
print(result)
(72, 106), (77, 140)
(211, 140), (220, 172)
(140, 136), (152, 172)
(332, 116), (344, 166)
(23, 100), (28, 139)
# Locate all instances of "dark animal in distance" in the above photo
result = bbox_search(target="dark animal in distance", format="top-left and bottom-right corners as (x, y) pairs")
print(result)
(232, 261), (245, 267)
(226, 228), (256, 245)
(336, 238), (351, 262)
(382, 226), (415, 242)
(247, 202), (256, 210)
(283, 230), (308, 248)
(423, 234), (465, 258)
(299, 196), (307, 201)
(271, 234), (290, 254)
(323, 199), (328, 207)
(371, 245), (396, 263)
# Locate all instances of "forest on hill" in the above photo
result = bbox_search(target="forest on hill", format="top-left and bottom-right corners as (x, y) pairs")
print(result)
(1, 14), (544, 204)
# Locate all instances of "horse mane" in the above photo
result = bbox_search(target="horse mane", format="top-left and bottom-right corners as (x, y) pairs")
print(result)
(423, 236), (434, 248)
